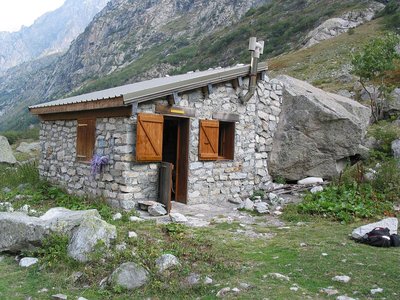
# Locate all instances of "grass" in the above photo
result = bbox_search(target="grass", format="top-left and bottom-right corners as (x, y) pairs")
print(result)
(1, 216), (400, 299)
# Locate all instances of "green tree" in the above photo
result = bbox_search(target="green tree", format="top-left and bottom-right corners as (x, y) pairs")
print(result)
(351, 33), (400, 122)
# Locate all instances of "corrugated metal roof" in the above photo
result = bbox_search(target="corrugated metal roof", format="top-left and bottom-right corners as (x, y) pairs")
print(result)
(29, 63), (267, 109)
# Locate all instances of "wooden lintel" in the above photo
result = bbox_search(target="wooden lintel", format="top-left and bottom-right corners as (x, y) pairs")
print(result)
(212, 112), (240, 122)
(38, 106), (132, 121)
(155, 104), (196, 118)
(30, 96), (125, 115)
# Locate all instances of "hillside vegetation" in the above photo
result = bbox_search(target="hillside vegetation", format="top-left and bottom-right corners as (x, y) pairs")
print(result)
(0, 0), (378, 132)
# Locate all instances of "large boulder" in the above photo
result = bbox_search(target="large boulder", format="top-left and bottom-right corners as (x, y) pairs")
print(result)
(352, 218), (398, 240)
(0, 212), (48, 253)
(0, 136), (17, 164)
(67, 216), (117, 262)
(269, 76), (370, 180)
(109, 262), (149, 290)
(40, 207), (101, 235)
(392, 139), (400, 159)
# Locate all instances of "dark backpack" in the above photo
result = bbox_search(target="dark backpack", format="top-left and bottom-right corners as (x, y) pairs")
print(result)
(362, 227), (391, 247)
(390, 234), (400, 247)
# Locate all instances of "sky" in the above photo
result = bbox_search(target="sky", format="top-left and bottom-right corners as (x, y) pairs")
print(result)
(0, 0), (65, 32)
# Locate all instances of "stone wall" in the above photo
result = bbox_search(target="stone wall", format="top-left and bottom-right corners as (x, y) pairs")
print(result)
(39, 76), (283, 208)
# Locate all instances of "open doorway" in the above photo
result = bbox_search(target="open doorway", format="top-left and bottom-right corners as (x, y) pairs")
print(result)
(162, 116), (189, 204)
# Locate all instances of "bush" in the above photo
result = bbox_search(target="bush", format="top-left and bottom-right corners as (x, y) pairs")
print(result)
(368, 120), (400, 157)
(0, 161), (40, 189)
(1, 128), (39, 144)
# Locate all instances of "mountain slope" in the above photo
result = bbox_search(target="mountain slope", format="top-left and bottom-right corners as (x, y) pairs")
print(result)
(0, 0), (388, 131)
(0, 0), (108, 73)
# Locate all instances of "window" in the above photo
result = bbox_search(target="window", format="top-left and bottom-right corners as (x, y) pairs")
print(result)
(199, 120), (235, 161)
(76, 118), (96, 161)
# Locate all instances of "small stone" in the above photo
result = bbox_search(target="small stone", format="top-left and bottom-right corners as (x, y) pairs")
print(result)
(243, 198), (254, 211)
(170, 213), (188, 223)
(2, 187), (11, 193)
(185, 273), (200, 286)
(268, 273), (290, 281)
(273, 211), (283, 216)
(216, 287), (231, 298)
(204, 276), (213, 285)
(254, 202), (269, 214)
(290, 286), (299, 291)
(128, 231), (138, 238)
(300, 243), (307, 247)
(336, 296), (355, 300)
(19, 257), (38, 267)
(228, 198), (243, 205)
(37, 288), (49, 293)
(321, 287), (339, 296)
(310, 186), (324, 193)
(116, 243), (127, 251)
(70, 272), (84, 283)
(231, 287), (240, 293)
(109, 262), (149, 290)
(239, 282), (250, 289)
(322, 253), (328, 256)
(155, 254), (180, 273)
(371, 288), (383, 295)
(77, 297), (88, 300)
(52, 294), (68, 300)
(268, 192), (279, 201)
(332, 275), (351, 283)
(112, 213), (122, 220)
(129, 216), (144, 222)
(148, 204), (167, 216)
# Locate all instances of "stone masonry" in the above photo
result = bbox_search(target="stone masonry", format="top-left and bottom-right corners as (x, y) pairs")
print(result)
(39, 75), (282, 208)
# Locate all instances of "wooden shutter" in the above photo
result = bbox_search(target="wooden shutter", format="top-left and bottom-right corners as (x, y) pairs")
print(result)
(76, 118), (96, 161)
(199, 119), (219, 160)
(136, 113), (164, 162)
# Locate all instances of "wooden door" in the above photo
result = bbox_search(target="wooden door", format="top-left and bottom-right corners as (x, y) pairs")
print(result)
(175, 118), (189, 203)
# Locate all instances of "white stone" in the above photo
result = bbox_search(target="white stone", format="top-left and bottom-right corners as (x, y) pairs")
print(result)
(242, 198), (254, 211)
(129, 216), (145, 222)
(336, 296), (356, 300)
(332, 275), (351, 283)
(254, 202), (269, 214)
(297, 177), (324, 185)
(148, 204), (167, 216)
(310, 186), (324, 193)
(19, 257), (38, 267)
(216, 287), (231, 298)
(352, 218), (398, 240)
(371, 288), (383, 295)
(268, 273), (290, 281)
(52, 294), (68, 300)
(112, 213), (122, 220)
(170, 213), (188, 223)
(128, 231), (138, 238)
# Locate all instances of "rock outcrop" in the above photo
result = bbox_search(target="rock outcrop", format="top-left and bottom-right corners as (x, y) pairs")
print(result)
(304, 2), (385, 48)
(0, 208), (116, 260)
(269, 75), (370, 181)
(0, 136), (17, 164)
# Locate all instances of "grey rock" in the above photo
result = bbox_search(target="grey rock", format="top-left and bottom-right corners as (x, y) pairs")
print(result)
(67, 216), (117, 262)
(216, 287), (231, 298)
(228, 198), (243, 205)
(332, 275), (351, 283)
(310, 186), (324, 193)
(115, 243), (127, 251)
(352, 218), (398, 240)
(204, 276), (213, 285)
(112, 213), (122, 221)
(155, 254), (180, 273)
(267, 272), (290, 281)
(19, 257), (38, 267)
(392, 139), (400, 159)
(321, 287), (339, 296)
(0, 202), (14, 212)
(270, 76), (370, 181)
(254, 202), (269, 214)
(185, 273), (201, 286)
(170, 213), (188, 223)
(109, 262), (149, 290)
(148, 204), (167, 216)
(0, 136), (17, 164)
(52, 294), (68, 300)
(16, 142), (40, 153)
(40, 207), (101, 235)
(242, 198), (254, 211)
(0, 212), (48, 252)
(2, 187), (11, 194)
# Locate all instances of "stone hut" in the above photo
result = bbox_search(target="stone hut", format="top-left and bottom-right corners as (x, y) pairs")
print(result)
(29, 64), (283, 210)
